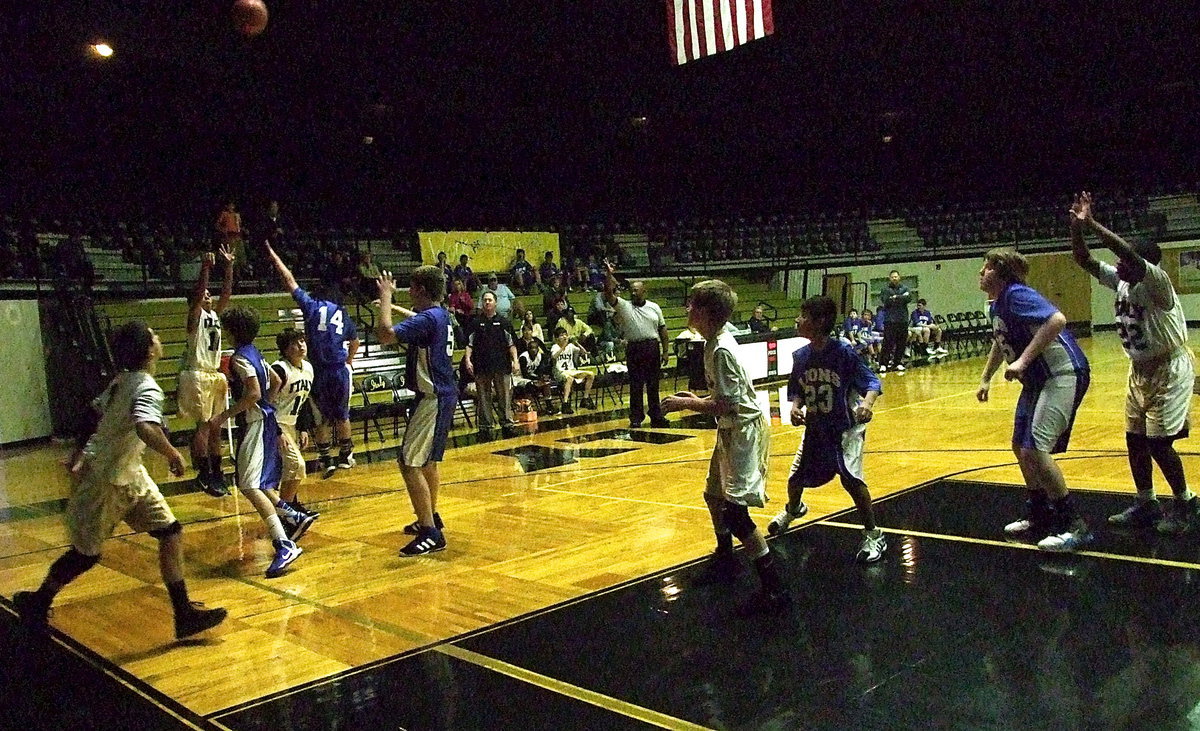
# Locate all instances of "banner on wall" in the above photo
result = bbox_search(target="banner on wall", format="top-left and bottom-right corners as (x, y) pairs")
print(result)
(418, 232), (560, 275)
(0, 300), (52, 444)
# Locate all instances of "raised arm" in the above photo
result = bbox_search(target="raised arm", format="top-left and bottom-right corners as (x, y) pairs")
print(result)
(1076, 191), (1146, 281)
(188, 252), (214, 332)
(602, 259), (618, 307)
(265, 240), (298, 293)
(375, 270), (398, 346)
(1069, 191), (1105, 279)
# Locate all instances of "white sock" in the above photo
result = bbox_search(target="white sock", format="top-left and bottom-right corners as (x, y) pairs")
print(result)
(265, 514), (288, 543)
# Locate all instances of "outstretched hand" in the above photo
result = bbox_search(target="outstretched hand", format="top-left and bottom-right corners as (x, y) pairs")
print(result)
(1069, 191), (1093, 225)
(376, 270), (396, 299)
(218, 242), (234, 266)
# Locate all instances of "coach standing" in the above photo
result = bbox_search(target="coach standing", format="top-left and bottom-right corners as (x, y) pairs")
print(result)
(879, 269), (912, 372)
(604, 261), (671, 428)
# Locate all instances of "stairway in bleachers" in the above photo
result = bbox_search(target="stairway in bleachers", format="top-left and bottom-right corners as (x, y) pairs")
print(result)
(866, 218), (924, 253)
(1148, 194), (1200, 238)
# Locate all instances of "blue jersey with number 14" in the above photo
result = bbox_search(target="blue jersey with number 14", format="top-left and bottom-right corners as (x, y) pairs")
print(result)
(293, 287), (358, 369)
(392, 305), (457, 400)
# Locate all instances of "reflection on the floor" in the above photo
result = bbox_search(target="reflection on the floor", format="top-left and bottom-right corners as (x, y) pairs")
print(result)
(491, 445), (637, 473)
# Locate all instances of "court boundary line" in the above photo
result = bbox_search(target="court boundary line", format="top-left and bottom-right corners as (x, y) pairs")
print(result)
(0, 600), (228, 731)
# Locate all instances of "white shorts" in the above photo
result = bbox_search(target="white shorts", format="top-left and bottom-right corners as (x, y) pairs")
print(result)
(279, 423), (307, 483)
(1126, 349), (1194, 439)
(705, 414), (769, 508)
(67, 465), (177, 556)
(177, 369), (227, 423)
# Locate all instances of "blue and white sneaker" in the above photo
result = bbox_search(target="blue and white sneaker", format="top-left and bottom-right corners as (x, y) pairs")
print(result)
(399, 527), (446, 556)
(266, 539), (302, 578)
(280, 506), (316, 542)
(1037, 520), (1092, 552)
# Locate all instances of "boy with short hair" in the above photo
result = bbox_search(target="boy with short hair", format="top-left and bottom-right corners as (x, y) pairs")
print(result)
(179, 245), (234, 497)
(12, 321), (227, 639)
(770, 296), (887, 563)
(270, 328), (319, 527)
(265, 242), (360, 480)
(661, 279), (790, 614)
(550, 326), (596, 413)
(376, 266), (457, 556)
(977, 247), (1092, 551)
(909, 299), (947, 359)
(209, 306), (307, 576)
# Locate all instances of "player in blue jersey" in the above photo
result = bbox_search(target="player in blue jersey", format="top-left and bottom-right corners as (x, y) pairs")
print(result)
(770, 296), (886, 563)
(977, 248), (1092, 552)
(265, 242), (360, 479)
(208, 306), (307, 577)
(376, 266), (457, 556)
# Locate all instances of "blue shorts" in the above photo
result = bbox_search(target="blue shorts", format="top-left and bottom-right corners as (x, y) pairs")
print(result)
(235, 414), (282, 492)
(312, 364), (352, 422)
(788, 424), (866, 489)
(400, 394), (456, 467)
(1013, 371), (1090, 454)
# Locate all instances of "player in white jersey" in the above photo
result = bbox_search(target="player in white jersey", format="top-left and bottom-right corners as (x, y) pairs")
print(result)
(179, 245), (234, 497)
(11, 321), (227, 639)
(660, 279), (789, 615)
(270, 328), (320, 530)
(1070, 192), (1197, 534)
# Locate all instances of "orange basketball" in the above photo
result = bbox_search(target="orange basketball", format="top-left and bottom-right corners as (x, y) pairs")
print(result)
(231, 0), (268, 37)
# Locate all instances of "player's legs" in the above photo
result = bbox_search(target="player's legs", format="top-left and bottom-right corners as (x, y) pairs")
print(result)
(582, 371), (595, 404)
(236, 420), (303, 573)
(397, 396), (451, 553)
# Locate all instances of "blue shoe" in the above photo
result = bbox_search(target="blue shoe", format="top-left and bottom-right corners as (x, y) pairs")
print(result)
(399, 527), (446, 556)
(266, 539), (302, 577)
(281, 508), (316, 542)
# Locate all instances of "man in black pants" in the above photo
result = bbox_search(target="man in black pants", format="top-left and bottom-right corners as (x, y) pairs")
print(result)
(604, 261), (671, 428)
(878, 269), (912, 372)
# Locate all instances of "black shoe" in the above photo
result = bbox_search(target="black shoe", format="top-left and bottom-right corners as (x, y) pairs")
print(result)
(561, 403), (575, 415)
(403, 513), (445, 535)
(291, 500), (321, 520)
(736, 588), (793, 617)
(12, 591), (51, 629)
(282, 509), (317, 542)
(581, 398), (596, 410)
(649, 418), (671, 428)
(629, 420), (645, 429)
(692, 551), (744, 586)
(200, 472), (230, 498)
(321, 459), (337, 480)
(400, 527), (447, 556)
(174, 602), (228, 640)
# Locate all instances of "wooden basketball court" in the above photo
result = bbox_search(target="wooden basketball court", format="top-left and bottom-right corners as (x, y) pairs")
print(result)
(4, 332), (1200, 729)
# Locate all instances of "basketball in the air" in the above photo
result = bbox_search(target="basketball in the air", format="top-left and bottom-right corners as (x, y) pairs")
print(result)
(231, 0), (268, 37)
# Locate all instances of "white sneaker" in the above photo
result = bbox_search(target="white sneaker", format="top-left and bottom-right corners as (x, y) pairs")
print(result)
(878, 364), (888, 372)
(857, 528), (887, 563)
(1037, 521), (1092, 552)
(767, 501), (809, 535)
(894, 364), (906, 372)
(1004, 517), (1036, 534)
(935, 346), (948, 355)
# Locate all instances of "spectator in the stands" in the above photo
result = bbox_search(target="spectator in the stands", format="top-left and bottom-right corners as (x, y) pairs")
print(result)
(521, 309), (544, 344)
(541, 272), (568, 318)
(436, 251), (454, 283)
(356, 251), (382, 300)
(909, 298), (948, 358)
(585, 254), (605, 290)
(478, 272), (517, 320)
(510, 248), (537, 294)
(215, 200), (248, 276)
(748, 305), (773, 334)
(538, 251), (561, 289)
(454, 254), (479, 292)
(560, 308), (597, 354)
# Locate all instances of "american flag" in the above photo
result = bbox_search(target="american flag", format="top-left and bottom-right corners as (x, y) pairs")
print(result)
(666, 0), (774, 66)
